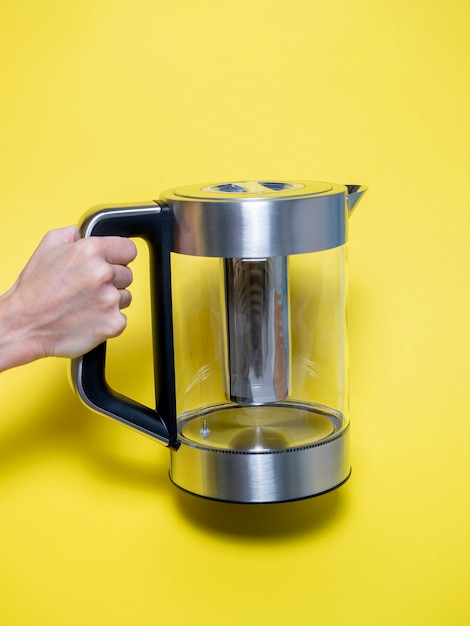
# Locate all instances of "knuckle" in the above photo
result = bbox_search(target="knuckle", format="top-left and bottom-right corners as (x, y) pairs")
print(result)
(107, 313), (127, 338)
(79, 237), (104, 257)
(100, 285), (120, 309)
(95, 262), (114, 285)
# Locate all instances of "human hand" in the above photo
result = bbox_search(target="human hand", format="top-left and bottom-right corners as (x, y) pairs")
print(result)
(0, 226), (137, 371)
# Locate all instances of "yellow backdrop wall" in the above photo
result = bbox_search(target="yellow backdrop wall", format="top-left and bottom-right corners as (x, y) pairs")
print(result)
(0, 1), (469, 624)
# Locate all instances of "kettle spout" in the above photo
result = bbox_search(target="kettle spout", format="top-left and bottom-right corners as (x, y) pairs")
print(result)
(346, 185), (367, 214)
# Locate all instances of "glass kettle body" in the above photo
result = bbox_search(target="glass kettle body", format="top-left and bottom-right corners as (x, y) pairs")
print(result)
(72, 180), (366, 503)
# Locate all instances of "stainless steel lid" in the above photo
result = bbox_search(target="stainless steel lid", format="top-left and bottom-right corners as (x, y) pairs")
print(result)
(160, 179), (350, 257)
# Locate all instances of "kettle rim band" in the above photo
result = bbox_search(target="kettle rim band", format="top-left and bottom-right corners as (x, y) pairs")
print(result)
(162, 190), (348, 257)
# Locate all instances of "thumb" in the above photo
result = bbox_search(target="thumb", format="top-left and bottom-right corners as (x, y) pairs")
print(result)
(54, 225), (81, 244)
(38, 226), (81, 249)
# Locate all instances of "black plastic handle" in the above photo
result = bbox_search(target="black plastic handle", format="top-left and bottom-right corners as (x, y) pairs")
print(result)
(72, 202), (178, 448)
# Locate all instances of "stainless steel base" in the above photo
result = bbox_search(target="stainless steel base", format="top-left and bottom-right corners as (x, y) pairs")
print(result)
(169, 403), (350, 503)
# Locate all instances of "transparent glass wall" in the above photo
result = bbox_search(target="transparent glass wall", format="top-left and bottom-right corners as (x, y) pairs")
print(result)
(170, 245), (348, 425)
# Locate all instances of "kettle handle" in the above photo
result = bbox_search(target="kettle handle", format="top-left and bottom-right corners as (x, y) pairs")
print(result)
(71, 202), (178, 448)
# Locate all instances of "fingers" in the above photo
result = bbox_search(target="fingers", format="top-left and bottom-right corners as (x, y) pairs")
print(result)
(98, 240), (136, 311)
(112, 264), (133, 290)
(110, 265), (133, 310)
(112, 265), (133, 309)
(100, 237), (137, 265)
(43, 232), (136, 310)
(66, 234), (137, 269)
(38, 229), (135, 261)
(119, 289), (132, 309)
(73, 237), (136, 312)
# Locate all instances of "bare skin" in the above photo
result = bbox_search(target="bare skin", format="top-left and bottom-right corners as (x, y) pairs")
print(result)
(0, 226), (137, 372)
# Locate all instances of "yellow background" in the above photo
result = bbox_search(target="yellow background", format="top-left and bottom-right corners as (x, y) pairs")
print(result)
(0, 1), (469, 624)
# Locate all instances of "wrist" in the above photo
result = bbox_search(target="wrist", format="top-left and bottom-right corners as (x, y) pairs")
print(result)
(0, 287), (45, 372)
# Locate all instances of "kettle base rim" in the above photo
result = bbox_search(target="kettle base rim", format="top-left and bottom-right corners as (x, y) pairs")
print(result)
(169, 411), (350, 504)
(169, 468), (351, 505)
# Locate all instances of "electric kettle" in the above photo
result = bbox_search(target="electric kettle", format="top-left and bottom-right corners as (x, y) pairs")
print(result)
(72, 180), (366, 503)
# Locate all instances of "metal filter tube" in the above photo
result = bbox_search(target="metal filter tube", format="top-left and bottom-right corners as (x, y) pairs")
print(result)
(222, 256), (291, 405)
